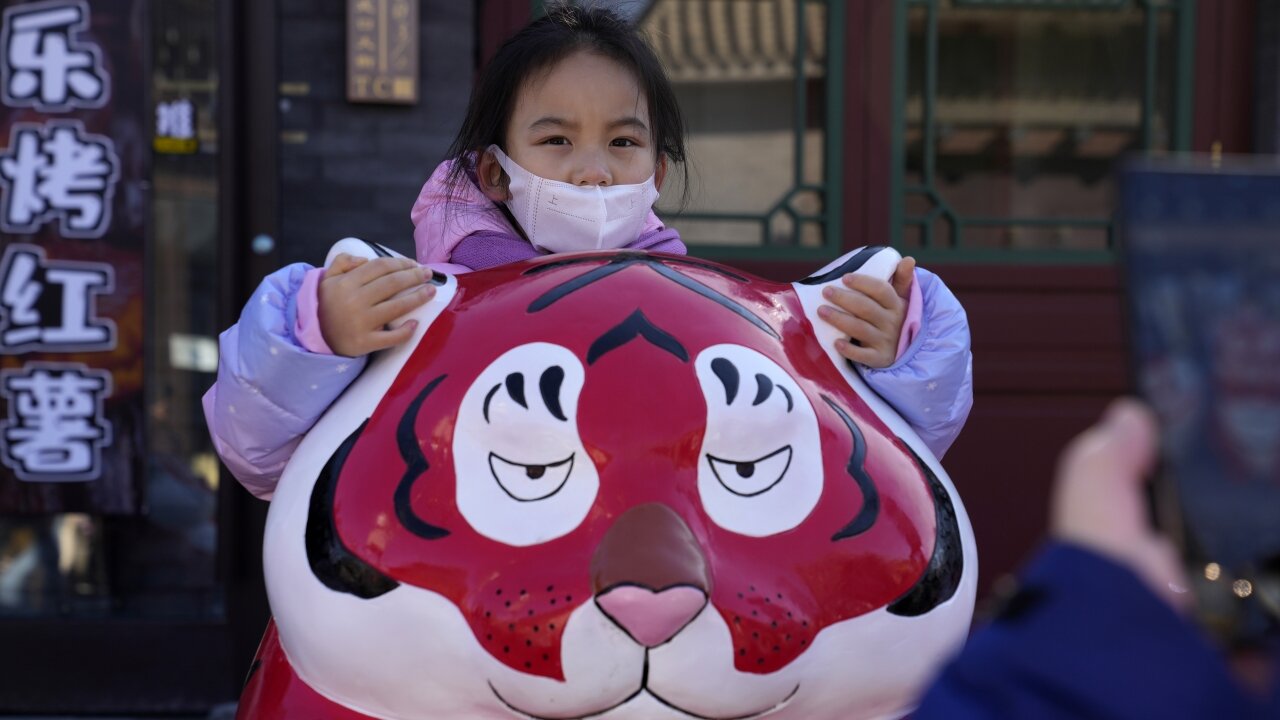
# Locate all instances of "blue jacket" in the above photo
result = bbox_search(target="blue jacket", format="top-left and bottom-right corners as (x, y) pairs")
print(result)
(915, 543), (1277, 719)
(203, 263), (973, 499)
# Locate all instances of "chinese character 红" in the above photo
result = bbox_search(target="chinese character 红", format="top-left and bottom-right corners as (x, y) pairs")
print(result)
(0, 243), (114, 353)
(0, 121), (120, 238)
(2, 0), (108, 112)
(1, 362), (112, 481)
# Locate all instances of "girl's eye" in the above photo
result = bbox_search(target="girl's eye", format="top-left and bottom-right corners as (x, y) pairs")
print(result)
(611, 138), (639, 148)
(544, 137), (569, 146)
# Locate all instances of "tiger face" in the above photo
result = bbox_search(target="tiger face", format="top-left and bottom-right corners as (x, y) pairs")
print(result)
(242, 243), (976, 720)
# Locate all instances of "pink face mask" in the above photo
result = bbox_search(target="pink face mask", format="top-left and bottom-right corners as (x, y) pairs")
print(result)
(488, 145), (659, 254)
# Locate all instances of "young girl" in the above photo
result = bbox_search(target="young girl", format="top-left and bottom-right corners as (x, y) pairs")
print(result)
(204, 3), (972, 499)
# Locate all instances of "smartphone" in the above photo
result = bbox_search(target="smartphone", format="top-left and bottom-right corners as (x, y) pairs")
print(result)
(1120, 155), (1280, 645)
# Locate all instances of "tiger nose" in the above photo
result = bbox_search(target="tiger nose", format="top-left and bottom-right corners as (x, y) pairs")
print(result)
(591, 503), (710, 647)
(595, 585), (707, 648)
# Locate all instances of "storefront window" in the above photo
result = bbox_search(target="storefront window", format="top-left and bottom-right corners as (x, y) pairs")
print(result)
(0, 0), (222, 620)
(895, 0), (1196, 261)
(642, 0), (843, 259)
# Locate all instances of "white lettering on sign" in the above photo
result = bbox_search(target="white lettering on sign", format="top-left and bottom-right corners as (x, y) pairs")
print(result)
(1, 0), (109, 112)
(0, 121), (120, 238)
(0, 362), (112, 481)
(0, 243), (115, 353)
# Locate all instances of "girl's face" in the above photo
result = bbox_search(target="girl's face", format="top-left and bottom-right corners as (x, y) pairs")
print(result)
(478, 50), (666, 197)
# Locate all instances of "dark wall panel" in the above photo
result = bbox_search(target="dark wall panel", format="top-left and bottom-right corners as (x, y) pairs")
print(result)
(277, 0), (475, 264)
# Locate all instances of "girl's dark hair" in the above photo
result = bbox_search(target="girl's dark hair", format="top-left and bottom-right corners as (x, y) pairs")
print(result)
(443, 2), (687, 202)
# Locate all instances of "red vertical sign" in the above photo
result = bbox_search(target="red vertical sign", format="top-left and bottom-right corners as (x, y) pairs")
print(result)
(0, 0), (147, 513)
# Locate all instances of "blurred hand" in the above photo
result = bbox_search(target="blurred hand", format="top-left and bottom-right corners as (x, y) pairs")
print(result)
(318, 254), (435, 357)
(1051, 398), (1191, 611)
(818, 256), (916, 368)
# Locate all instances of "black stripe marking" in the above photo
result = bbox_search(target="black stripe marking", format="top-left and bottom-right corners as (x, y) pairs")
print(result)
(505, 372), (527, 409)
(521, 252), (748, 282)
(395, 375), (450, 540)
(483, 383), (501, 423)
(525, 254), (776, 339)
(822, 396), (880, 541)
(798, 246), (887, 286)
(242, 659), (262, 691)
(887, 445), (964, 616)
(540, 366), (567, 421)
(527, 260), (631, 312)
(752, 373), (774, 407)
(587, 310), (689, 365)
(643, 255), (750, 282)
(522, 251), (646, 276)
(306, 420), (399, 598)
(359, 239), (393, 258)
(778, 385), (794, 412)
(648, 263), (778, 339)
(711, 358), (740, 405)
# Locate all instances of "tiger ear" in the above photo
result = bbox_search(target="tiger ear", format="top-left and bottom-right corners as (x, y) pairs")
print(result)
(796, 245), (901, 288)
(323, 237), (456, 340)
(792, 245), (902, 358)
(325, 237), (407, 264)
(790, 244), (927, 438)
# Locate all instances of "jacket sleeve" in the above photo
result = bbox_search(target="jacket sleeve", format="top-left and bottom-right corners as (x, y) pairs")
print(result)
(857, 267), (972, 458)
(202, 264), (368, 500)
(913, 543), (1264, 720)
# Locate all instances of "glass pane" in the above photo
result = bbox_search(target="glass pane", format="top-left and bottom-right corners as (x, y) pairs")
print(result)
(142, 0), (223, 618)
(643, 0), (830, 248)
(901, 0), (1185, 255)
(0, 0), (223, 620)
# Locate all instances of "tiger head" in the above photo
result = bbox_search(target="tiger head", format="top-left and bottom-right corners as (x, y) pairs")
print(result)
(247, 241), (976, 720)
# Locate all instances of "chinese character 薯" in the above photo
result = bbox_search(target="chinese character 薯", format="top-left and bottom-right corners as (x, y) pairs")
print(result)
(0, 243), (114, 352)
(0, 362), (112, 481)
(0, 121), (119, 238)
(2, 0), (108, 112)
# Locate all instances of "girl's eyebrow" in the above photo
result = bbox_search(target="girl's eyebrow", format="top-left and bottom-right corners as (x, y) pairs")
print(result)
(609, 116), (648, 132)
(528, 116), (574, 131)
(526, 116), (649, 132)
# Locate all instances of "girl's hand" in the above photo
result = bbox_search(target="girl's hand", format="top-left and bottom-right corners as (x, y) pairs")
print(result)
(818, 257), (916, 368)
(318, 254), (435, 357)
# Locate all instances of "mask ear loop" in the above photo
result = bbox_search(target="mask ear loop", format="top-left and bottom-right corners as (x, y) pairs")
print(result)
(497, 202), (531, 243)
(479, 146), (532, 243)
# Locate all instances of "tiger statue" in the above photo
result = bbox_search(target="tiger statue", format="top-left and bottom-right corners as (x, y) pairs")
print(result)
(236, 240), (977, 719)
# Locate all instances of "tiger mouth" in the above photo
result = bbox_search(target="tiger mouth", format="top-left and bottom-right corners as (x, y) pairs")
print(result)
(489, 676), (800, 720)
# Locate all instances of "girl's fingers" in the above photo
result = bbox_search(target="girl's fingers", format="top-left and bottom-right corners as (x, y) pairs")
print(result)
(818, 305), (884, 347)
(823, 286), (890, 328)
(360, 264), (429, 302)
(834, 338), (883, 366)
(370, 284), (435, 325)
(345, 256), (419, 287)
(326, 253), (368, 277)
(364, 320), (419, 353)
(842, 273), (899, 310)
(891, 257), (917, 299)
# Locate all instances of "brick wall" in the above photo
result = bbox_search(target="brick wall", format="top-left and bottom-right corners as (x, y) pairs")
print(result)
(276, 0), (475, 265)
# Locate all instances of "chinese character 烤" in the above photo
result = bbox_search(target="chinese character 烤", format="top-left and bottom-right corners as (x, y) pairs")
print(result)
(0, 243), (115, 353)
(0, 362), (112, 481)
(2, 0), (109, 112)
(0, 121), (120, 238)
